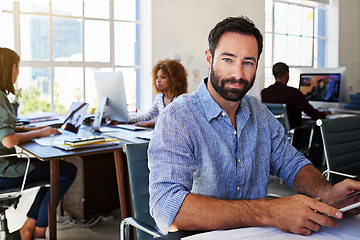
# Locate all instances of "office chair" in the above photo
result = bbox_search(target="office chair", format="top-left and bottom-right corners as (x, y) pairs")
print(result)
(0, 152), (50, 239)
(0, 152), (31, 239)
(317, 115), (360, 184)
(120, 143), (162, 240)
(263, 103), (294, 143)
(263, 103), (314, 153)
(264, 103), (317, 184)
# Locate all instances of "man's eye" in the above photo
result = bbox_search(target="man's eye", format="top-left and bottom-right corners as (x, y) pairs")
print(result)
(223, 58), (231, 63)
(244, 61), (254, 66)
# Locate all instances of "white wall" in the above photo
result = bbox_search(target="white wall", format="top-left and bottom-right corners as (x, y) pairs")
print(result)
(150, 0), (360, 104)
(151, 0), (265, 98)
(339, 0), (360, 94)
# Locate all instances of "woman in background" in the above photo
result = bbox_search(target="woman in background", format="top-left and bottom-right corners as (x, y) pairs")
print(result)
(127, 59), (188, 127)
(0, 47), (77, 239)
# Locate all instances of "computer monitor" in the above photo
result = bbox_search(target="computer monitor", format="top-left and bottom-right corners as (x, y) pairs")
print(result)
(299, 73), (341, 102)
(298, 67), (349, 110)
(93, 71), (130, 130)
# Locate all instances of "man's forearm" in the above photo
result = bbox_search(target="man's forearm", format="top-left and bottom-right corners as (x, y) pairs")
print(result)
(171, 193), (271, 231)
(293, 165), (333, 202)
(170, 187), (341, 236)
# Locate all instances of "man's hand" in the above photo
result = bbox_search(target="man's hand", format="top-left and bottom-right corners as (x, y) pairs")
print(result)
(267, 195), (342, 236)
(135, 120), (155, 128)
(172, 192), (342, 236)
(326, 179), (360, 215)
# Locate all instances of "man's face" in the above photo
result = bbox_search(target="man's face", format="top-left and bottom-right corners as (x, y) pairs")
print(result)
(206, 32), (259, 102)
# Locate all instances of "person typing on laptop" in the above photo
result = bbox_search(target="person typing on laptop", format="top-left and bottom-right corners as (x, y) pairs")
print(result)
(111, 59), (188, 128)
(0, 48), (77, 239)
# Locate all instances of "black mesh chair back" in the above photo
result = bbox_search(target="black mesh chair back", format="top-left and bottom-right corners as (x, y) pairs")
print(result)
(317, 115), (360, 183)
(120, 142), (161, 240)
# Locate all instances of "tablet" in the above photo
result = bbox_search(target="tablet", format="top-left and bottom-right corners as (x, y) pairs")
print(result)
(328, 191), (360, 212)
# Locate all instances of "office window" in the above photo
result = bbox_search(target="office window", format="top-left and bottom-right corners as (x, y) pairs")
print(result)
(2, 0), (140, 115)
(265, 0), (327, 87)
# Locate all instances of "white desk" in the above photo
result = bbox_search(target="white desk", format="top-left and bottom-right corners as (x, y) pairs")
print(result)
(182, 215), (360, 240)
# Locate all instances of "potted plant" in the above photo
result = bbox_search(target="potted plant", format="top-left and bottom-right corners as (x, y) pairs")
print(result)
(10, 88), (22, 117)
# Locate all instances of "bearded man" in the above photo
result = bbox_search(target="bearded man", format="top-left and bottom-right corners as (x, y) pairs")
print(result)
(148, 16), (360, 236)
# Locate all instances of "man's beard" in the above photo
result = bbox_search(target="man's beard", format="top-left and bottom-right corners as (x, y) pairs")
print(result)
(210, 64), (255, 102)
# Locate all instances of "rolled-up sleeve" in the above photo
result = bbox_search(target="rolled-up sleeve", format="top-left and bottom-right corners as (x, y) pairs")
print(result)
(0, 105), (16, 141)
(148, 106), (195, 234)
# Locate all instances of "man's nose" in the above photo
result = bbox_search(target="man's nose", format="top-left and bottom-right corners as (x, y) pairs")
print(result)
(230, 64), (245, 80)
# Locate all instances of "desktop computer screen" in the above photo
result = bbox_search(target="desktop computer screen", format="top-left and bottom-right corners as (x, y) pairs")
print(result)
(299, 73), (341, 103)
(92, 71), (130, 130)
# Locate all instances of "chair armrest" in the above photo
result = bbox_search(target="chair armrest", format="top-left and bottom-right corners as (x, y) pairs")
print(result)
(0, 153), (31, 193)
(322, 169), (358, 181)
(120, 217), (162, 240)
(267, 193), (283, 199)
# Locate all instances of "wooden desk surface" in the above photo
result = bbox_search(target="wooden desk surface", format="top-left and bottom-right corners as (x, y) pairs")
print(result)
(20, 125), (149, 160)
(19, 124), (150, 240)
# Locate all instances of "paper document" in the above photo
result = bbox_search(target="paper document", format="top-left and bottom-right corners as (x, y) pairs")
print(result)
(98, 126), (121, 133)
(182, 226), (342, 240)
(136, 130), (154, 140)
(116, 124), (149, 131)
(34, 134), (75, 146)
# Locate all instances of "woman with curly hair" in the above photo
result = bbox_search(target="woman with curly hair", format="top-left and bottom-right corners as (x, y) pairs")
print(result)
(128, 59), (188, 127)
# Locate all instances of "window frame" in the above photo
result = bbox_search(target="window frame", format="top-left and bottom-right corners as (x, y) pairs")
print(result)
(4, 0), (143, 114)
(264, 0), (329, 88)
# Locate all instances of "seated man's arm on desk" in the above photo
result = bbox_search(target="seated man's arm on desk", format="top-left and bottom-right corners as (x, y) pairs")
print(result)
(170, 167), (345, 236)
(1, 126), (60, 148)
(148, 102), (360, 236)
(169, 158), (360, 236)
(294, 91), (331, 119)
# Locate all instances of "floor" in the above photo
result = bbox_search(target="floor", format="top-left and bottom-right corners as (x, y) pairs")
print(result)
(54, 209), (122, 240)
(7, 177), (296, 240)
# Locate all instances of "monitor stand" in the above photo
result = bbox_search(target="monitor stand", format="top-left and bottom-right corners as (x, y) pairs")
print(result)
(92, 96), (108, 132)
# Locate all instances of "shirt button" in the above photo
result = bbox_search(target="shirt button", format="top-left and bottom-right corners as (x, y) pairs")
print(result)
(222, 112), (226, 116)
(236, 186), (240, 191)
(234, 131), (236, 135)
(238, 158), (241, 163)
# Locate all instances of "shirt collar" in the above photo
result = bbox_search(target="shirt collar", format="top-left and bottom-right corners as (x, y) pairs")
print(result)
(197, 78), (223, 122)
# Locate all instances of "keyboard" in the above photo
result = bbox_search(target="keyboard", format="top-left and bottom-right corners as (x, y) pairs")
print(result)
(326, 113), (357, 119)
(329, 108), (360, 115)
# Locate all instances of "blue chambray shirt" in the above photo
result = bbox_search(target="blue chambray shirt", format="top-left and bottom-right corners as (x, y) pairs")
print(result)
(148, 78), (311, 234)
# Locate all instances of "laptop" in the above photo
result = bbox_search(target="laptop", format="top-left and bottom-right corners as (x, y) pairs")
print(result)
(60, 102), (89, 134)
(34, 102), (89, 146)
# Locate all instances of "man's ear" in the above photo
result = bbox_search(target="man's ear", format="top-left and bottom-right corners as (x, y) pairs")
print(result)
(205, 49), (212, 69)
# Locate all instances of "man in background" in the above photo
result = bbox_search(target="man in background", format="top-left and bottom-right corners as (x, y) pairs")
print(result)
(261, 62), (331, 167)
(261, 62), (331, 129)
